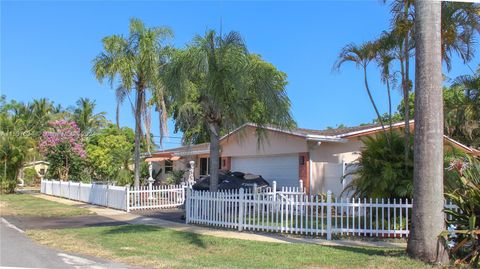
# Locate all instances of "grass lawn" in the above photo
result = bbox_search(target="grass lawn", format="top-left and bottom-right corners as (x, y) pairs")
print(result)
(28, 224), (433, 269)
(0, 193), (93, 217)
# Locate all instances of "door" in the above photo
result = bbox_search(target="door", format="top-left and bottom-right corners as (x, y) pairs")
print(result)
(231, 154), (299, 187)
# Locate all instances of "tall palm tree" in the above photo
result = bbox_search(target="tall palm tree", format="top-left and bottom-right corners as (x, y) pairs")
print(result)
(163, 30), (294, 191)
(92, 18), (172, 187)
(70, 98), (107, 136)
(407, 0), (449, 264)
(334, 42), (388, 134)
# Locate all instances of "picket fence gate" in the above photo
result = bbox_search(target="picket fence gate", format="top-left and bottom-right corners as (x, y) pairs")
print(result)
(185, 182), (458, 240)
(41, 180), (186, 211)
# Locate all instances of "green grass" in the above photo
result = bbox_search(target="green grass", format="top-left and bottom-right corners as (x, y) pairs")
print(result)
(28, 224), (433, 269)
(0, 193), (93, 217)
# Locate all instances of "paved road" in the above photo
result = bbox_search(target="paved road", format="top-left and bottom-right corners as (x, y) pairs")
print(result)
(0, 217), (142, 269)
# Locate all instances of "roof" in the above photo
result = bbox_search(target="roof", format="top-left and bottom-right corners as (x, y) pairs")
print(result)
(150, 142), (210, 157)
(149, 120), (479, 156)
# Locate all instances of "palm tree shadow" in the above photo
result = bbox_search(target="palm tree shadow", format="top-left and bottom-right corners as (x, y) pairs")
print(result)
(327, 245), (405, 257)
(102, 224), (207, 249)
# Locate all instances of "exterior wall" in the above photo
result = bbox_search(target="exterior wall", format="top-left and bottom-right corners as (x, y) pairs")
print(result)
(221, 126), (308, 157)
(298, 152), (310, 193)
(221, 157), (231, 170)
(309, 137), (363, 195)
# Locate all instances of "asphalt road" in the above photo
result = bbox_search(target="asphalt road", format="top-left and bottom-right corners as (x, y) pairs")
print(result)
(0, 217), (142, 269)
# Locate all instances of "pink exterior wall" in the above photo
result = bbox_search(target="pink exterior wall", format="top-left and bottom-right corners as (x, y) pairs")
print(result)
(221, 126), (308, 157)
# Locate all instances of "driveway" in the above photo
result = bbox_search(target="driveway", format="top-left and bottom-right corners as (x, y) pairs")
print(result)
(0, 217), (142, 269)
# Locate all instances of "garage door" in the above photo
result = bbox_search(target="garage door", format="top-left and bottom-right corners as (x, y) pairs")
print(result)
(231, 154), (299, 188)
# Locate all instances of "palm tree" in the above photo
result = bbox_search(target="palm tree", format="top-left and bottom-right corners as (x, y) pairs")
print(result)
(92, 18), (172, 187)
(70, 98), (107, 136)
(334, 42), (388, 134)
(163, 30), (294, 191)
(407, 0), (449, 264)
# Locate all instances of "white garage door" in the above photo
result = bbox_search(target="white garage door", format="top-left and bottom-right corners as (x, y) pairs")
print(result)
(231, 154), (299, 188)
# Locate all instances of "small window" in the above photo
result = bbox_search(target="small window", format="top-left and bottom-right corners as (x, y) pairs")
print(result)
(39, 168), (45, 175)
(299, 156), (305, 165)
(200, 158), (208, 176)
(165, 160), (173, 173)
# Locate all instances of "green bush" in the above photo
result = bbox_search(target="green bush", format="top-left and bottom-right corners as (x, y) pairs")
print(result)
(443, 156), (480, 266)
(22, 167), (38, 186)
(116, 169), (133, 186)
(343, 132), (413, 199)
(165, 170), (185, 185)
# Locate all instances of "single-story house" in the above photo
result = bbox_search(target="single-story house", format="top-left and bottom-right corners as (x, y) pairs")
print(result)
(145, 121), (479, 196)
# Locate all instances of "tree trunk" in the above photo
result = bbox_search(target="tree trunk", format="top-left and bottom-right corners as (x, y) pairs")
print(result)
(403, 0), (411, 168)
(133, 88), (144, 188)
(116, 102), (120, 128)
(407, 0), (449, 264)
(207, 121), (220, 192)
(363, 67), (387, 135)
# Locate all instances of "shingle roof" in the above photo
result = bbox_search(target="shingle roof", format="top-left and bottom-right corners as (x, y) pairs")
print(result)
(293, 123), (383, 137)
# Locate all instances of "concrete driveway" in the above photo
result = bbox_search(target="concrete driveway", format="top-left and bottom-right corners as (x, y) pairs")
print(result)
(0, 217), (142, 269)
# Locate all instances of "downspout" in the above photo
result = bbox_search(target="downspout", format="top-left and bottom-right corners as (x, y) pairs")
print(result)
(309, 158), (313, 194)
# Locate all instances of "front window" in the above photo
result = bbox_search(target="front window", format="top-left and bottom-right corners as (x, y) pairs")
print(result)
(200, 158), (208, 176)
(165, 160), (173, 173)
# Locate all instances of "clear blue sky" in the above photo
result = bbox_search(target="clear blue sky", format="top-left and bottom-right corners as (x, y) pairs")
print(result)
(1, 1), (477, 148)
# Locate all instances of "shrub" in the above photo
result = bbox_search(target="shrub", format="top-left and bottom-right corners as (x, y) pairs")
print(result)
(165, 170), (185, 185)
(443, 156), (480, 266)
(22, 167), (38, 186)
(116, 169), (133, 186)
(343, 132), (413, 199)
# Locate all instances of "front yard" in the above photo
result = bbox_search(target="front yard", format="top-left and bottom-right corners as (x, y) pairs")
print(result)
(0, 193), (93, 217)
(4, 193), (434, 269)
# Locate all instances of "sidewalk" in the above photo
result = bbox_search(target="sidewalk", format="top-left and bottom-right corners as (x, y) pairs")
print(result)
(34, 193), (407, 249)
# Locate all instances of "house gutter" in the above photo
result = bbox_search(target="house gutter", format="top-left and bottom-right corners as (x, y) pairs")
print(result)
(306, 135), (348, 143)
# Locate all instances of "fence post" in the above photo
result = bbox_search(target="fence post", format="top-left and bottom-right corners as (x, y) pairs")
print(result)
(238, 188), (245, 231)
(78, 182), (81, 201)
(272, 181), (277, 197)
(68, 181), (71, 199)
(125, 185), (130, 212)
(185, 187), (191, 223)
(106, 183), (109, 208)
(326, 190), (332, 240)
(299, 179), (304, 193)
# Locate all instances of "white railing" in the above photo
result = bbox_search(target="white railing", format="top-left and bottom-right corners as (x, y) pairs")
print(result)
(41, 179), (127, 210)
(127, 185), (186, 211)
(186, 183), (459, 240)
(41, 180), (186, 212)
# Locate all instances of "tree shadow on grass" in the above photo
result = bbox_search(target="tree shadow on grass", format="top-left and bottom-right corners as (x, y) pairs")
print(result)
(102, 224), (207, 249)
(326, 245), (405, 257)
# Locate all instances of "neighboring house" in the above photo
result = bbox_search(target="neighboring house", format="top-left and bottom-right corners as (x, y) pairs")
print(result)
(18, 160), (50, 185)
(145, 121), (479, 196)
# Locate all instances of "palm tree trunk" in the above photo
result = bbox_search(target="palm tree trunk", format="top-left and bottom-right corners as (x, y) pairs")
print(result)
(116, 102), (120, 128)
(133, 88), (144, 188)
(207, 121), (220, 192)
(363, 67), (387, 134)
(407, 0), (449, 264)
(403, 0), (411, 167)
(386, 78), (393, 131)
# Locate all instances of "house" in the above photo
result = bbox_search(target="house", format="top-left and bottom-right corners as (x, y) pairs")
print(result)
(18, 160), (49, 186)
(145, 121), (479, 196)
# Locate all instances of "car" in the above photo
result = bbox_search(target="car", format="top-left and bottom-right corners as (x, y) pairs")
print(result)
(192, 170), (270, 191)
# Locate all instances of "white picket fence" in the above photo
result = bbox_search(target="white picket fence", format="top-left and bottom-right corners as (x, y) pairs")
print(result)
(41, 180), (186, 212)
(185, 183), (458, 240)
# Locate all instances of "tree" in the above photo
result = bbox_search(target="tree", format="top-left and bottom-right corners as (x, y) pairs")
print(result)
(86, 125), (134, 182)
(334, 42), (388, 134)
(92, 18), (172, 187)
(39, 120), (86, 181)
(407, 0), (449, 263)
(70, 98), (107, 136)
(164, 30), (294, 191)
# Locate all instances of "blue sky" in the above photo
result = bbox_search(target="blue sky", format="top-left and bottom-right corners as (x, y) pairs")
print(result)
(1, 1), (477, 148)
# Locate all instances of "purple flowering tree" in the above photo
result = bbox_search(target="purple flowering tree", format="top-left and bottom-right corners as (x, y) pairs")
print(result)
(39, 120), (86, 180)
